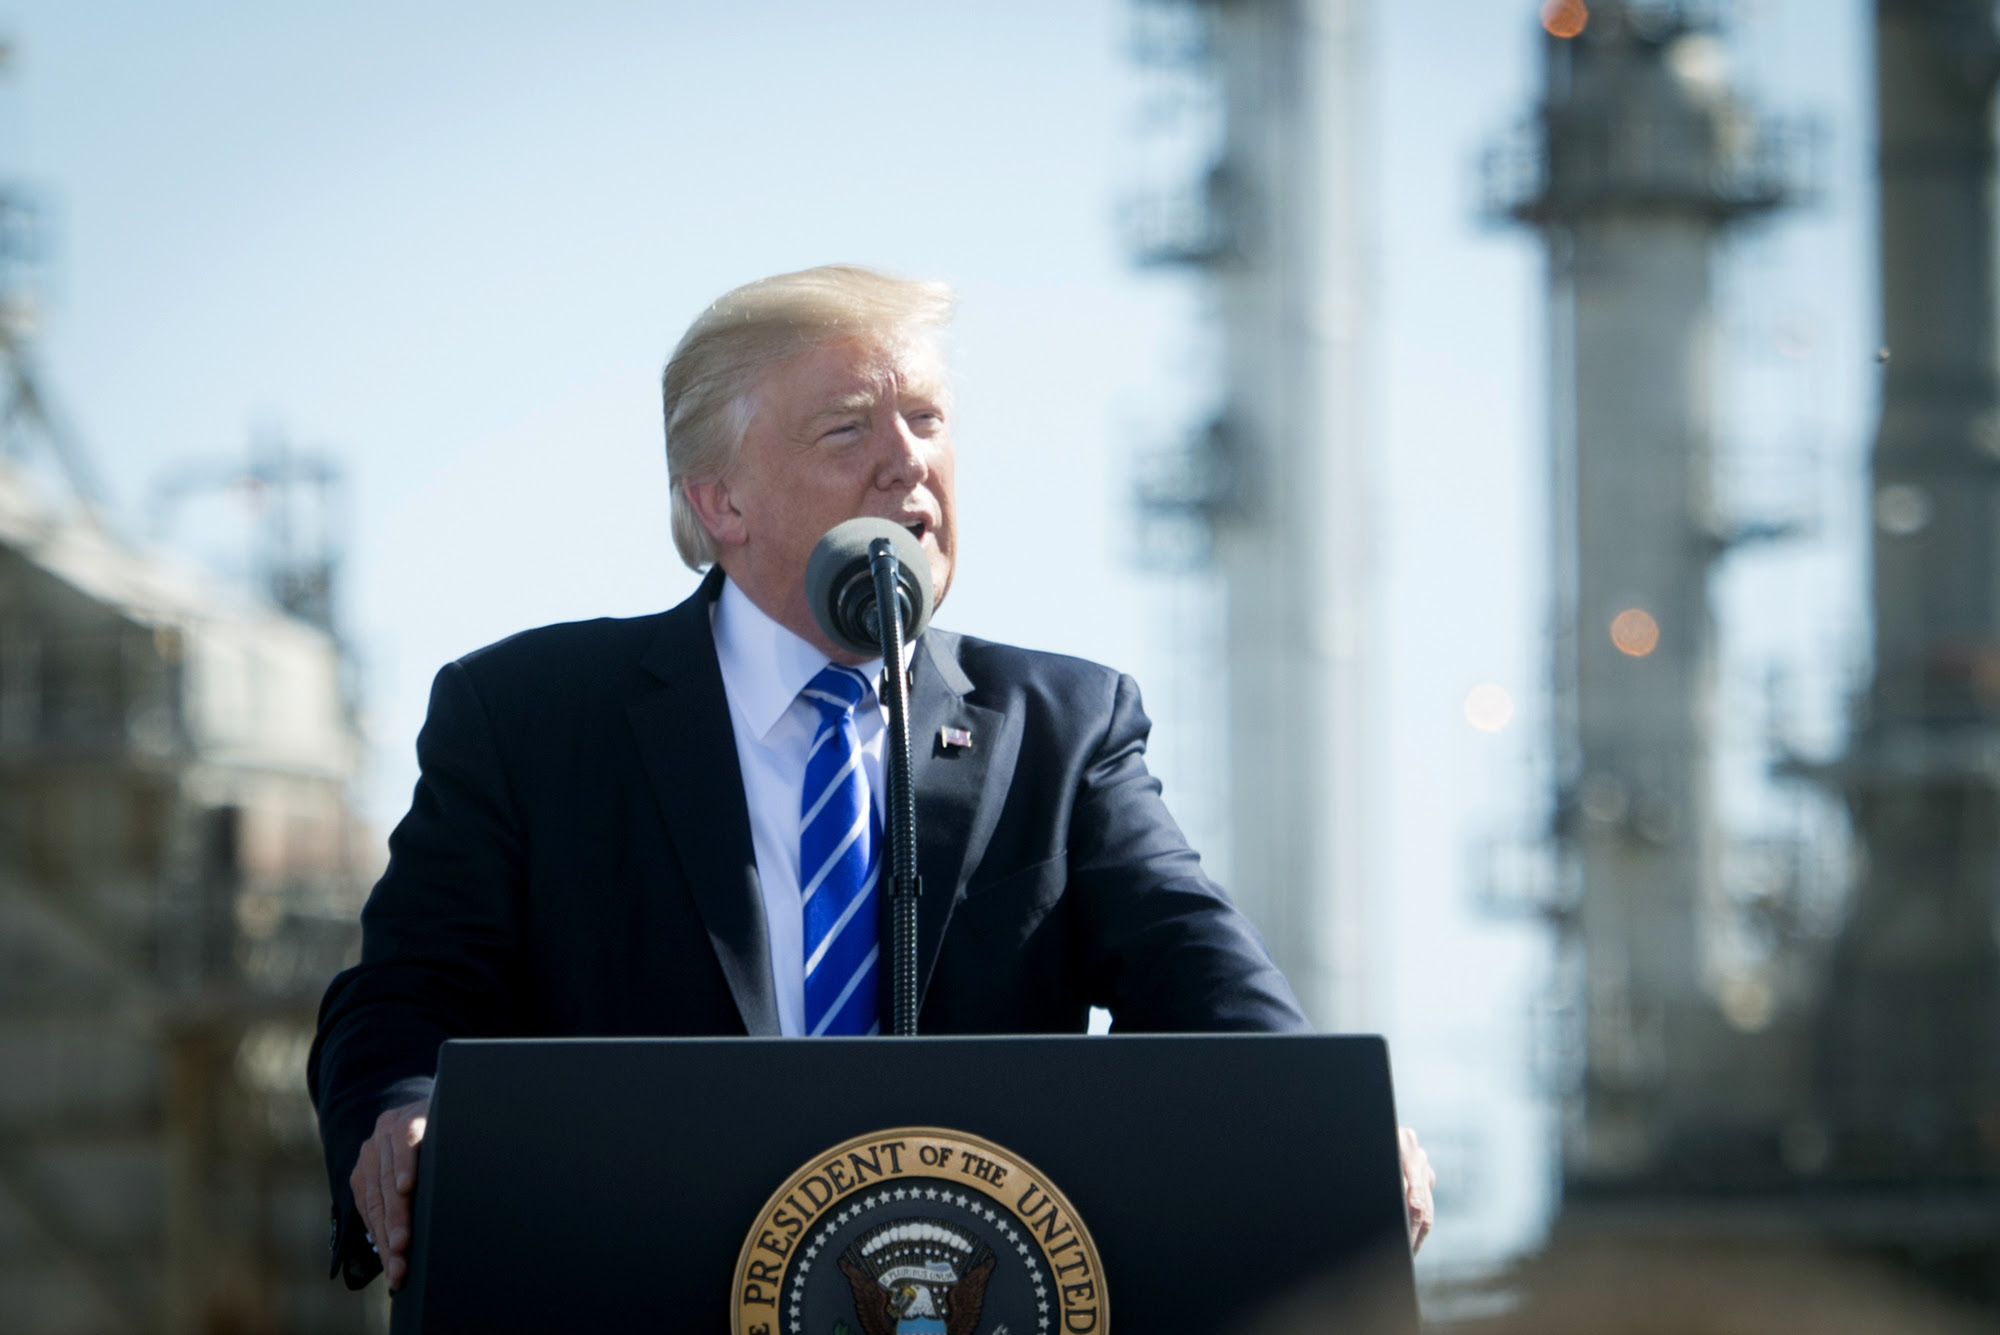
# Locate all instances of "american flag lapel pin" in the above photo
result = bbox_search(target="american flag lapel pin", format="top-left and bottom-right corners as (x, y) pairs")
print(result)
(938, 725), (974, 752)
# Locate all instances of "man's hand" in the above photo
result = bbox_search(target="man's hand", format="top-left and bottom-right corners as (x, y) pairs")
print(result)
(1400, 1126), (1436, 1253)
(351, 1096), (431, 1290)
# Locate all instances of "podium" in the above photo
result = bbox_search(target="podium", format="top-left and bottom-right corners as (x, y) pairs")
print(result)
(392, 1033), (1417, 1333)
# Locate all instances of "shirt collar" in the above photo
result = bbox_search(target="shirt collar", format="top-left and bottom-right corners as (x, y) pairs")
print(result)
(713, 576), (886, 741)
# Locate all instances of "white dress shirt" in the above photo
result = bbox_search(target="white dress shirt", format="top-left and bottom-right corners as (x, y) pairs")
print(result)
(711, 577), (887, 1037)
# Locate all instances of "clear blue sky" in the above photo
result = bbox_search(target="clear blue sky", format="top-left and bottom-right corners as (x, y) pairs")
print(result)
(10, 0), (1871, 1280)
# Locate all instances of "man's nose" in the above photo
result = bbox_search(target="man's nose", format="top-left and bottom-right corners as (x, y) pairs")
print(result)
(872, 415), (930, 490)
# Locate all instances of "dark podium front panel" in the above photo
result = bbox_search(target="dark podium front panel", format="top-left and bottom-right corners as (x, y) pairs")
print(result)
(394, 1034), (1413, 1333)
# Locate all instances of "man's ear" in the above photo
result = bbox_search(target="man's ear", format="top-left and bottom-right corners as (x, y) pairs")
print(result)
(682, 475), (748, 550)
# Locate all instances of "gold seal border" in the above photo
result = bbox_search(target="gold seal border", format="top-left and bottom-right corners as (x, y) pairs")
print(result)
(730, 1125), (1107, 1335)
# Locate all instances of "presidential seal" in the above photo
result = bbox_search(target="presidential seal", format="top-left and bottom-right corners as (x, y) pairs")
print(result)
(732, 1127), (1106, 1335)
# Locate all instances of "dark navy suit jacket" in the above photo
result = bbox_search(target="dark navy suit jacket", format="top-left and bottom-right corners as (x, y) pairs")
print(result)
(308, 568), (1306, 1285)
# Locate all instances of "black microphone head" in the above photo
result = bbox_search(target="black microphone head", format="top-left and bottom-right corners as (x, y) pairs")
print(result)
(805, 517), (935, 658)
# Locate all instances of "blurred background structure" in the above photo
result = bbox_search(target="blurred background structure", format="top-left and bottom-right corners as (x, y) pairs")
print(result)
(1125, 0), (1375, 1031)
(1485, 0), (1816, 1192)
(0, 92), (379, 1330)
(1814, 0), (2000, 1274)
(1131, 0), (1999, 1316)
(0, 456), (377, 1334)
(1832, 0), (2000, 1199)
(1462, 0), (1999, 1312)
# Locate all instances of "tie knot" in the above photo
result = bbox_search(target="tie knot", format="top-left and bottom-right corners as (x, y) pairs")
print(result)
(800, 664), (870, 719)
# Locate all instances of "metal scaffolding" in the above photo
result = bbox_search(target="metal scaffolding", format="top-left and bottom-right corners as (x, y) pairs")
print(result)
(1485, 0), (1812, 1189)
(1487, 0), (2000, 1303)
(1813, 0), (2000, 1246)
(1125, 0), (1375, 1032)
(0, 85), (378, 1329)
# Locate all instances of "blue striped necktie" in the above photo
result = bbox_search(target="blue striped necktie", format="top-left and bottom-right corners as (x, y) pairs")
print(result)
(797, 664), (881, 1036)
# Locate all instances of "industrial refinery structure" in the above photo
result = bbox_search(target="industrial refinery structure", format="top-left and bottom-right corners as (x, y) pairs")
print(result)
(1486, 0), (1810, 1193)
(1126, 0), (1375, 1034)
(1818, 0), (2000, 1243)
(0, 179), (377, 1332)
(1132, 0), (2000, 1309)
(0, 467), (377, 1334)
(1479, 0), (1999, 1303)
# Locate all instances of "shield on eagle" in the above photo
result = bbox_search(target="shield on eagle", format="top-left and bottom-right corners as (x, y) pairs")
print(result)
(837, 1219), (996, 1335)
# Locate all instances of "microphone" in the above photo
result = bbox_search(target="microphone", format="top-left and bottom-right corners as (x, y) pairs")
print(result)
(805, 516), (932, 1037)
(805, 518), (934, 659)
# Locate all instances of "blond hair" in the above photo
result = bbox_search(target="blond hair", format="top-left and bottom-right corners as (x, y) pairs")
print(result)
(661, 265), (955, 568)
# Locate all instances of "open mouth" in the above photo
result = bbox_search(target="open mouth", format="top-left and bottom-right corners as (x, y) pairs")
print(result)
(903, 519), (928, 543)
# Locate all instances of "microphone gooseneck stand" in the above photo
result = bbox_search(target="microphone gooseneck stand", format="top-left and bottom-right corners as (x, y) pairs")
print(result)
(867, 537), (923, 1037)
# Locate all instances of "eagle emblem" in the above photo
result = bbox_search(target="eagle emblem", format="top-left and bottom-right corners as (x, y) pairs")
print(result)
(837, 1219), (996, 1335)
(732, 1128), (1104, 1335)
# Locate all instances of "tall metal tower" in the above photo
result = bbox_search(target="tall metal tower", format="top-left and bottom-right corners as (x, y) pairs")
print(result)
(1127, 0), (1374, 1031)
(1817, 0), (2000, 1209)
(0, 44), (379, 1330)
(1485, 1), (1807, 1190)
(150, 432), (351, 637)
(0, 187), (104, 512)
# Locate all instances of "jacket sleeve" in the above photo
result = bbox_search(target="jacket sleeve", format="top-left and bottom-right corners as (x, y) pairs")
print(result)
(1068, 672), (1312, 1033)
(306, 659), (531, 1287)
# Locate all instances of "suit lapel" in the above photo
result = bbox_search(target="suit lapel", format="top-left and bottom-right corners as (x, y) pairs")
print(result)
(905, 630), (1017, 1003)
(627, 568), (781, 1037)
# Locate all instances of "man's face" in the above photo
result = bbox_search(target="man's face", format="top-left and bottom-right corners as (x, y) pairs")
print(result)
(689, 331), (958, 659)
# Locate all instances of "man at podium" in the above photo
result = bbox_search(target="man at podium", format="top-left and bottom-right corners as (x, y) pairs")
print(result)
(308, 265), (1433, 1292)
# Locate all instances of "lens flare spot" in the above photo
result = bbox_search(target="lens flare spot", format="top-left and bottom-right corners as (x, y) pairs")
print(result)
(1540, 0), (1589, 39)
(1874, 483), (1932, 536)
(1719, 976), (1774, 1033)
(1610, 608), (1660, 657)
(1464, 684), (1515, 733)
